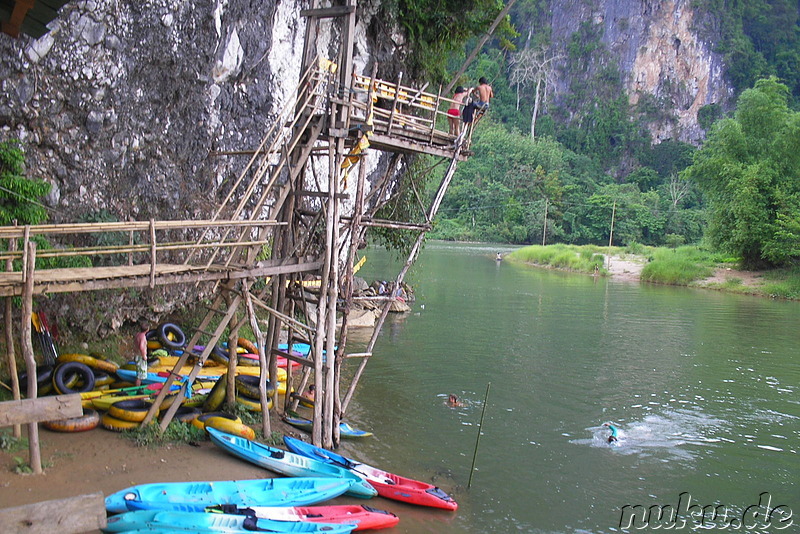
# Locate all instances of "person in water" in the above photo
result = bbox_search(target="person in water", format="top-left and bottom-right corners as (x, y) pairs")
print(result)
(448, 394), (463, 407)
(603, 422), (619, 443)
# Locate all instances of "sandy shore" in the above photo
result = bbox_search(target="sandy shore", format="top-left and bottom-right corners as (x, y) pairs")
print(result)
(604, 254), (765, 290)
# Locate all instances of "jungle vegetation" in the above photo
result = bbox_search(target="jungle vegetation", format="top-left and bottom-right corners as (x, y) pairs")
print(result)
(403, 0), (800, 269)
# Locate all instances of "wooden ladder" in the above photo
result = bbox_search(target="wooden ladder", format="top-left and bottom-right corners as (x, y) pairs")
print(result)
(141, 281), (242, 429)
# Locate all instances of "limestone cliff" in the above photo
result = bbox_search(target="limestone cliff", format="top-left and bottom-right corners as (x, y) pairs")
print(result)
(0, 0), (396, 332)
(548, 0), (734, 143)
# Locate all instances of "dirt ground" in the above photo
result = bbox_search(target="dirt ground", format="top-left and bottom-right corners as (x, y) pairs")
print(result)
(604, 254), (766, 289)
(0, 416), (384, 533)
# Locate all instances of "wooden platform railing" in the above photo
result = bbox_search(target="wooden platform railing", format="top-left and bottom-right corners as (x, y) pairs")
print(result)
(0, 219), (284, 267)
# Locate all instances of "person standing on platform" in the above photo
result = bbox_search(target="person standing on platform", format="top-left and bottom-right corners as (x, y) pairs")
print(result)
(134, 319), (149, 387)
(447, 86), (467, 136)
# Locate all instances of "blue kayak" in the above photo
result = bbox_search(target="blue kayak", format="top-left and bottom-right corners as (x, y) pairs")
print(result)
(207, 428), (376, 499)
(105, 477), (354, 514)
(284, 436), (458, 510)
(103, 509), (356, 533)
(283, 416), (373, 439)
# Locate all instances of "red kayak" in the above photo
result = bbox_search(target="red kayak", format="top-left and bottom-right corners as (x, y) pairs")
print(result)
(239, 352), (301, 369)
(206, 504), (400, 530)
(284, 436), (458, 511)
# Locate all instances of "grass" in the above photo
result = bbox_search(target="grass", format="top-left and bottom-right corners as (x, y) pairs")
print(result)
(508, 244), (607, 274)
(124, 421), (207, 448)
(761, 268), (800, 299)
(640, 246), (718, 285)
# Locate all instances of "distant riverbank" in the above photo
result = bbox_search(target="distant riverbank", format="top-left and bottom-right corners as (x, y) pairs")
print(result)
(506, 244), (799, 300)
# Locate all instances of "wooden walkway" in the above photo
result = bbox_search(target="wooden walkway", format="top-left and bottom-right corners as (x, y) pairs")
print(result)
(0, 257), (323, 297)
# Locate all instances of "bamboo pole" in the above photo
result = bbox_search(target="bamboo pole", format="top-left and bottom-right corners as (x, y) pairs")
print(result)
(5, 232), (20, 438)
(542, 198), (548, 246)
(243, 284), (271, 436)
(149, 219), (156, 288)
(468, 382), (491, 488)
(608, 200), (616, 247)
(226, 316), (240, 408)
(21, 240), (42, 474)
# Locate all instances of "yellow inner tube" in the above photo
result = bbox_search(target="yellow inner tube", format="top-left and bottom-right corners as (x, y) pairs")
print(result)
(203, 416), (256, 441)
(43, 409), (101, 432)
(108, 399), (152, 423)
(190, 412), (241, 432)
(101, 413), (141, 432)
(58, 353), (119, 374)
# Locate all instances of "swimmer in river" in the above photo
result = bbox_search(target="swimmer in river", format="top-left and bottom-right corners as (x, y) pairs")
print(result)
(448, 394), (464, 407)
(603, 422), (619, 443)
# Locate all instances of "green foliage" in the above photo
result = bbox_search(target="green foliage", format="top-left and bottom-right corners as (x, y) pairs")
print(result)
(125, 421), (206, 447)
(371, 155), (433, 256)
(684, 77), (800, 267)
(698, 103), (723, 131)
(390, 0), (514, 80)
(0, 140), (51, 226)
(0, 430), (27, 452)
(762, 267), (800, 299)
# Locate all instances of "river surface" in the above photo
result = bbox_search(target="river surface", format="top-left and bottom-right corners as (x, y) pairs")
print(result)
(338, 241), (798, 533)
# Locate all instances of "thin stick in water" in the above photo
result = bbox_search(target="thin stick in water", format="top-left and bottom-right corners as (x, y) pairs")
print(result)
(468, 381), (491, 488)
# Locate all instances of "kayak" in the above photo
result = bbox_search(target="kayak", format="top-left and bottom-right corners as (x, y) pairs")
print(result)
(283, 416), (373, 439)
(207, 504), (400, 531)
(105, 477), (355, 514)
(103, 509), (356, 534)
(152, 356), (289, 382)
(284, 436), (458, 511)
(115, 368), (287, 389)
(206, 428), (376, 499)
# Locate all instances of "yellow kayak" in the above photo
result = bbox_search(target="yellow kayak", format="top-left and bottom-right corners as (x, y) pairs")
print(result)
(152, 356), (287, 382)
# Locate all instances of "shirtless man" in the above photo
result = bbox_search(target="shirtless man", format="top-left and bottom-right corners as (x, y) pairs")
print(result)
(474, 77), (494, 111)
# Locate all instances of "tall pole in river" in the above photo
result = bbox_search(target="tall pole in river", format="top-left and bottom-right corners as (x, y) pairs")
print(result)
(469, 382), (492, 488)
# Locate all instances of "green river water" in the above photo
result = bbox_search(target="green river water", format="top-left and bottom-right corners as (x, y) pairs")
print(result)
(336, 241), (798, 533)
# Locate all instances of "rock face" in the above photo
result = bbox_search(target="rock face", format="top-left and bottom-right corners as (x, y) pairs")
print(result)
(0, 0), (398, 332)
(549, 0), (734, 143)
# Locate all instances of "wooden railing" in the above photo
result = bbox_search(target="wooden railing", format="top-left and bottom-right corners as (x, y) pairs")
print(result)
(0, 219), (284, 269)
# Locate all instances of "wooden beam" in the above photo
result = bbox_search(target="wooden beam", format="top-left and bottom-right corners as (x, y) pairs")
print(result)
(0, 394), (83, 427)
(300, 5), (355, 18)
(1, 0), (34, 38)
(0, 259), (325, 297)
(0, 493), (107, 534)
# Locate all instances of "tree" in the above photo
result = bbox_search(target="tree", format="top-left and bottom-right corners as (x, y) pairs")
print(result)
(509, 45), (561, 140)
(0, 140), (50, 225)
(683, 77), (800, 267)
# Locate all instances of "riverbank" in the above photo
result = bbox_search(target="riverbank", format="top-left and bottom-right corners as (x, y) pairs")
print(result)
(605, 253), (768, 293)
(507, 244), (792, 299)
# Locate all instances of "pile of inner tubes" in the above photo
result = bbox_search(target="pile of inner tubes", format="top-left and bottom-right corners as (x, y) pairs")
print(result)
(29, 322), (282, 440)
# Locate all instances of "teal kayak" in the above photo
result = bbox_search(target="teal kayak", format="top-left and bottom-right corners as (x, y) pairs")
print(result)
(282, 416), (373, 439)
(105, 477), (354, 513)
(103, 510), (356, 533)
(206, 428), (376, 499)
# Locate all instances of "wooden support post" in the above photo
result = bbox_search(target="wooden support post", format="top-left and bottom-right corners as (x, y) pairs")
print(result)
(149, 219), (156, 287)
(226, 314), (240, 407)
(1, 0), (34, 38)
(243, 283), (271, 436)
(21, 240), (42, 474)
(5, 232), (20, 437)
(387, 73), (403, 134)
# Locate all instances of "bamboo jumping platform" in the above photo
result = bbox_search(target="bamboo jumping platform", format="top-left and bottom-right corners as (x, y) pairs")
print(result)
(3, 0), (476, 458)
